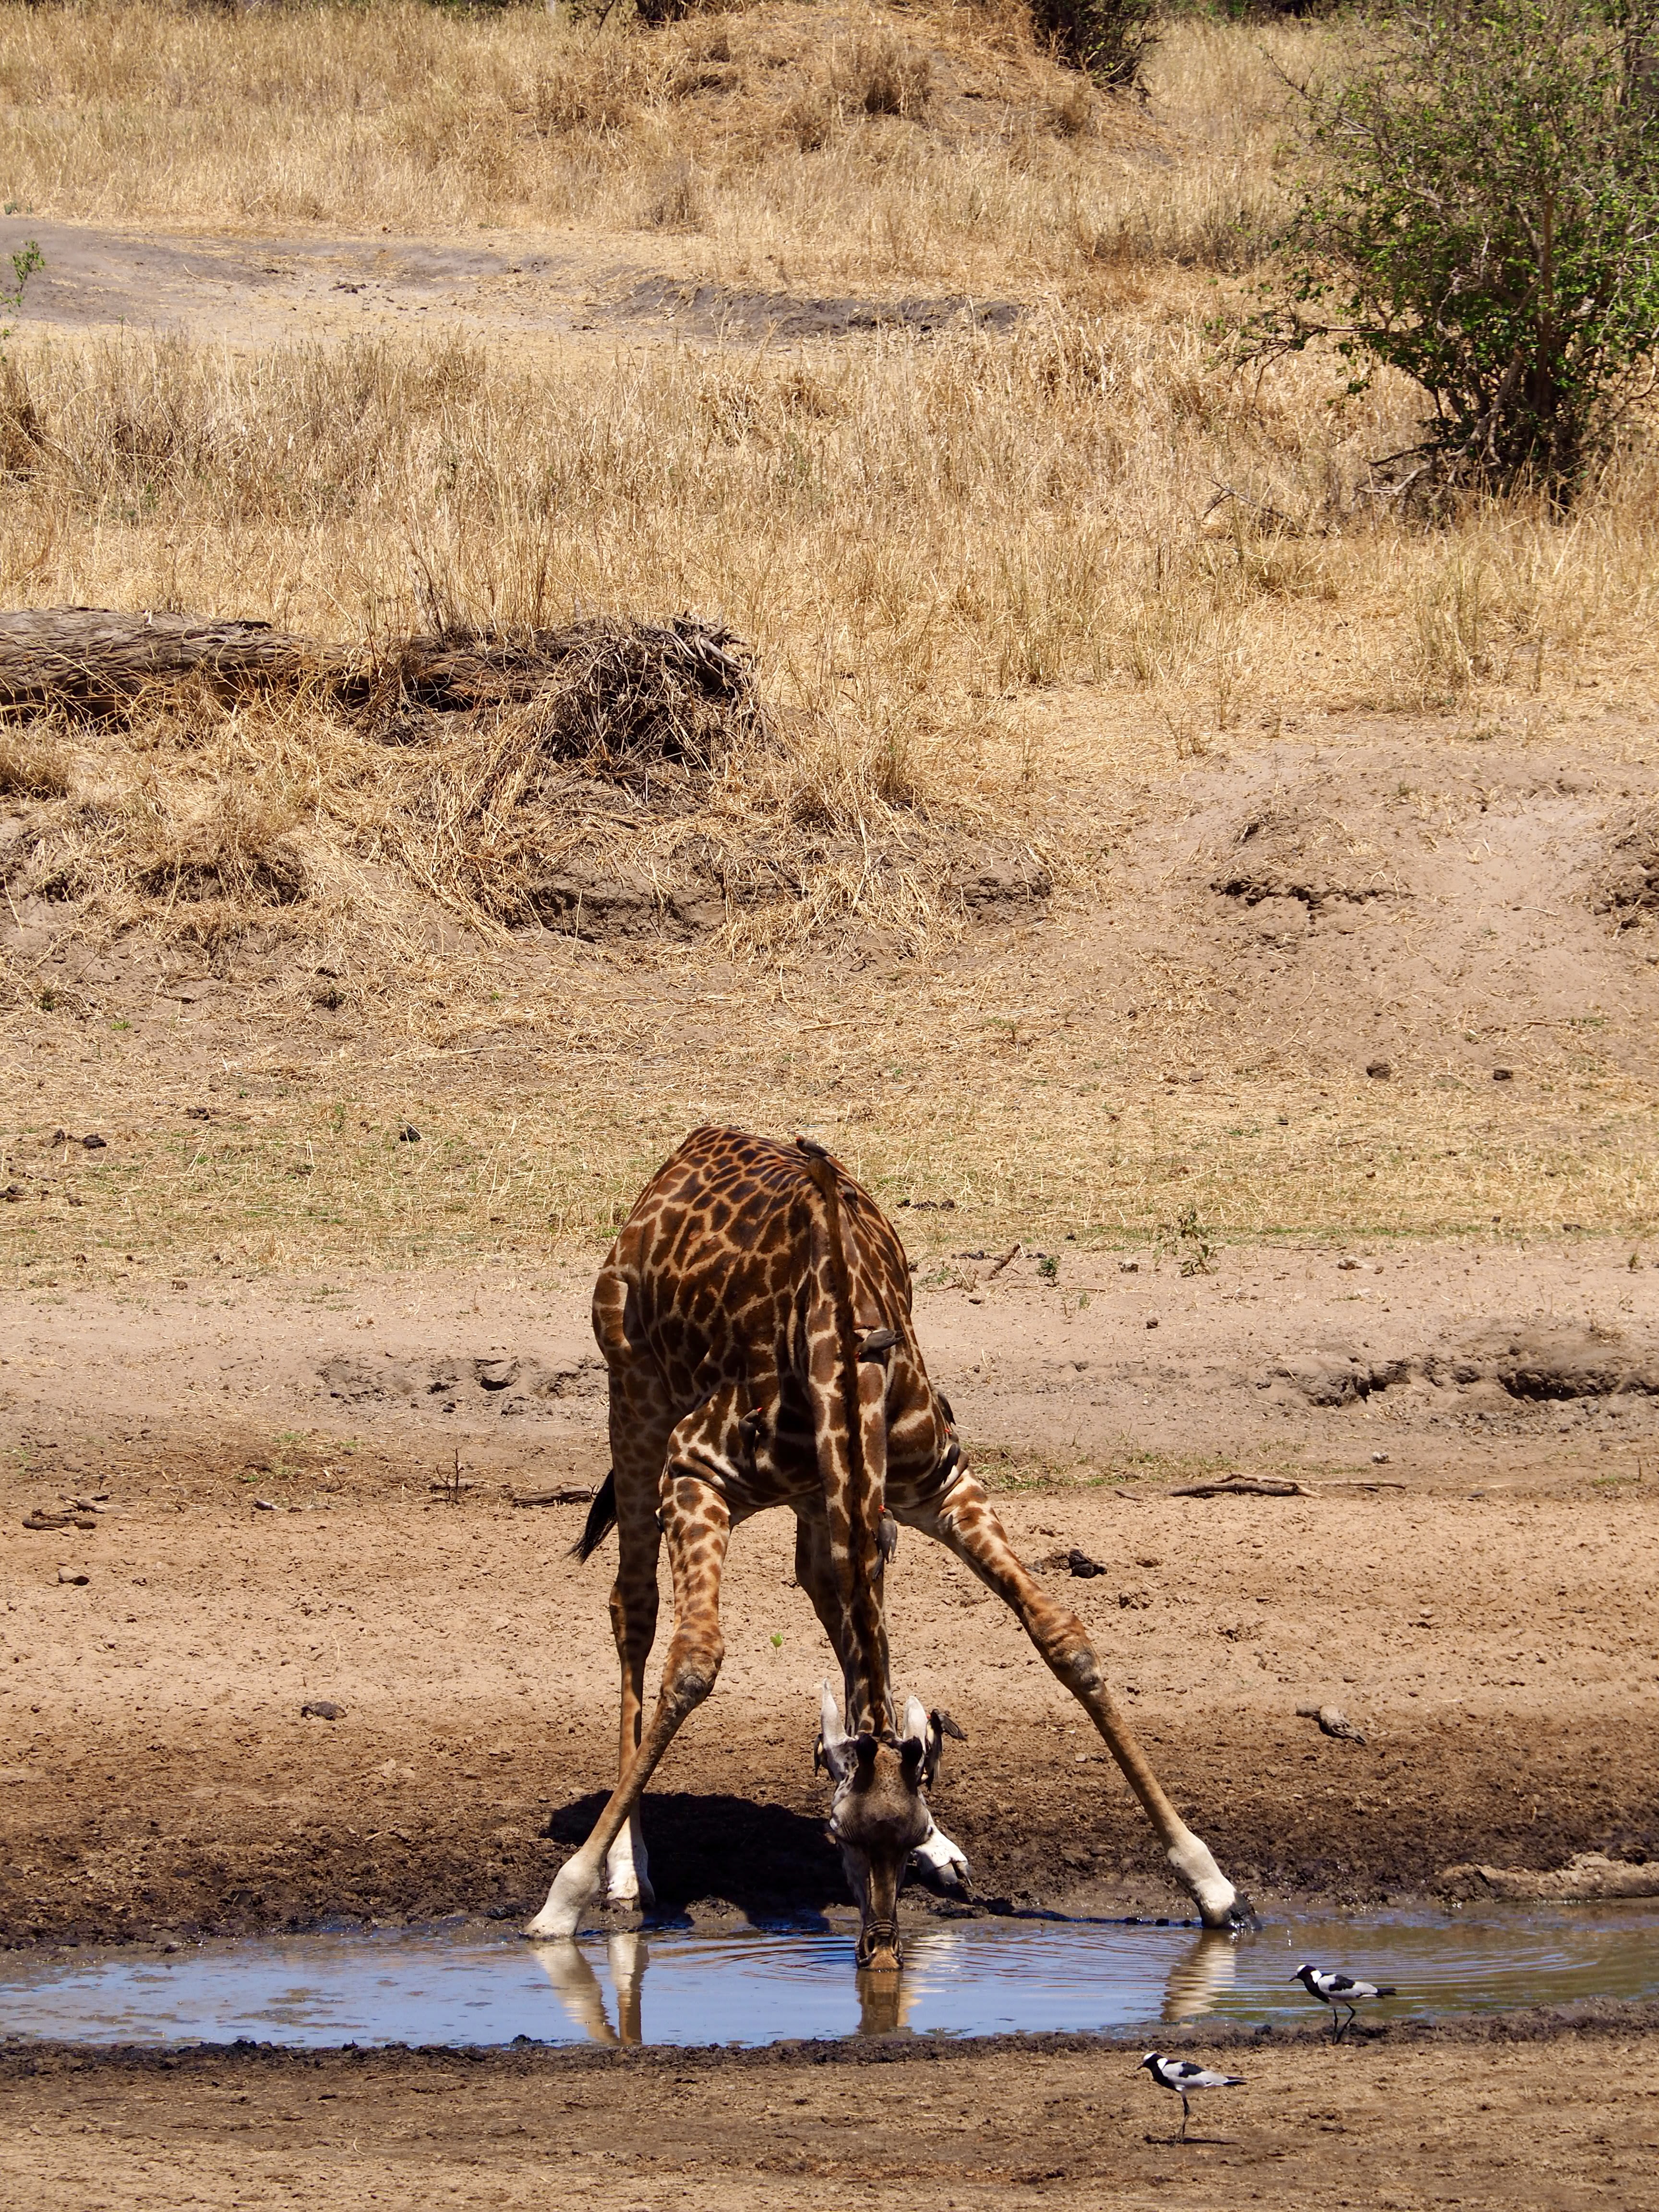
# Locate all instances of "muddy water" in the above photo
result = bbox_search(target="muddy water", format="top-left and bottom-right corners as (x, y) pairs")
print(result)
(4, 1905), (1657, 2050)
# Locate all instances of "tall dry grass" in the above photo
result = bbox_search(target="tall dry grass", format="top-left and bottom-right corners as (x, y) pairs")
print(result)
(3, 310), (1657, 776)
(0, 2), (1321, 286)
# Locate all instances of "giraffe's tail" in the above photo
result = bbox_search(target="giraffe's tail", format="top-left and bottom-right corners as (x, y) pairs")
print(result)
(570, 1469), (617, 1563)
(795, 1136), (888, 1726)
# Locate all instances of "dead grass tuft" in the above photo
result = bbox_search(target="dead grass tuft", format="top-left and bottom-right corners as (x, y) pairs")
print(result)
(837, 27), (933, 120)
(637, 155), (709, 231)
(125, 789), (309, 913)
(0, 721), (72, 801)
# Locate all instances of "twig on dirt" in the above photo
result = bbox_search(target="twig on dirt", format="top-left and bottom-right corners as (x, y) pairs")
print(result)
(432, 1449), (470, 1503)
(986, 1241), (1023, 1279)
(511, 1484), (598, 1509)
(1170, 1475), (1312, 1498)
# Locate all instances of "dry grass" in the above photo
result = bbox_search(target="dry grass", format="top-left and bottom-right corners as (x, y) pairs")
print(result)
(0, 1), (1300, 282)
(1, 4), (1656, 1284)
(1, 309), (1655, 801)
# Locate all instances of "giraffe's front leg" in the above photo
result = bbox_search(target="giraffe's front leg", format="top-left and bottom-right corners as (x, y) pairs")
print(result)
(905, 1473), (1242, 1929)
(527, 1461), (733, 1942)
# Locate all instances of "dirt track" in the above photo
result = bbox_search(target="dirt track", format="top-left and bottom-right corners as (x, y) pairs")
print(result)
(0, 216), (1022, 352)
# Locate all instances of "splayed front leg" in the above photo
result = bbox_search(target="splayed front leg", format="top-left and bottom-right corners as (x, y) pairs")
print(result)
(1166, 1828), (1238, 1928)
(909, 1472), (1242, 1929)
(526, 1851), (600, 1940)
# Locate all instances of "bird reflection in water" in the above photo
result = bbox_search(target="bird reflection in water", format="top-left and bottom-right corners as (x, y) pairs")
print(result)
(530, 1932), (649, 2046)
(1162, 1929), (1239, 2022)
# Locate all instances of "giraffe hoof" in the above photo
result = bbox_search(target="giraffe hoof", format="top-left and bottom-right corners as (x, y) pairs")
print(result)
(605, 1873), (656, 1911)
(525, 1858), (598, 1940)
(523, 1906), (582, 1941)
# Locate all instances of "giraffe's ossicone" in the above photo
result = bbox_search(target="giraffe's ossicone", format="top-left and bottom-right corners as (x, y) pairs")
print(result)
(525, 1128), (1244, 1970)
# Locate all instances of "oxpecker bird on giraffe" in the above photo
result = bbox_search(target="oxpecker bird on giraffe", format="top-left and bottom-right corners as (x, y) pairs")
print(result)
(524, 1127), (1244, 1966)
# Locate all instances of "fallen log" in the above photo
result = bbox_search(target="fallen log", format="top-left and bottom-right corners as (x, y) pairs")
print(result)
(0, 608), (760, 760)
(0, 607), (343, 712)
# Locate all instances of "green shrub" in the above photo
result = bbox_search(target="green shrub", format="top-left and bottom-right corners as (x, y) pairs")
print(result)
(1, 240), (41, 358)
(1249, 0), (1659, 495)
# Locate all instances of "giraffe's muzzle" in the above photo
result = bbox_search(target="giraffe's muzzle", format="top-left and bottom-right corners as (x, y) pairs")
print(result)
(855, 1911), (904, 1970)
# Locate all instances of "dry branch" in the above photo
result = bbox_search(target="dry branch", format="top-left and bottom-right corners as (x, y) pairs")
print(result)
(1169, 1475), (1312, 1498)
(0, 609), (763, 779)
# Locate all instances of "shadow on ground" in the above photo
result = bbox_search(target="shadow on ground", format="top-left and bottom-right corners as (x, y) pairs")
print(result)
(544, 1791), (848, 1919)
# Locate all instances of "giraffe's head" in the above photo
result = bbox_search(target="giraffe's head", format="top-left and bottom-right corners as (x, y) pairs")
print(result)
(817, 1683), (939, 1970)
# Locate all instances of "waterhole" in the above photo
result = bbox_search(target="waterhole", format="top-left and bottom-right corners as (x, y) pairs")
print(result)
(4, 1904), (1657, 2049)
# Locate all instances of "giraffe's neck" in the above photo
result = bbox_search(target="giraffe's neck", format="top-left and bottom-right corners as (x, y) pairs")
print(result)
(798, 1139), (890, 1738)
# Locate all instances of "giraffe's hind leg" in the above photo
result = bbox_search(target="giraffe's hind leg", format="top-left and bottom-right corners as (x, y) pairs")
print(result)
(596, 1345), (673, 1910)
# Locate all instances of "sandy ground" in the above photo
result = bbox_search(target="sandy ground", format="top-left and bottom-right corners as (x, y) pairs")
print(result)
(3, 1242), (1656, 1945)
(5, 2012), (1659, 2212)
(0, 217), (1022, 351)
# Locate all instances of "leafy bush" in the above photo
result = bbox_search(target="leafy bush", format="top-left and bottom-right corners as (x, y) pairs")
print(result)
(1, 240), (42, 359)
(1250, 0), (1659, 494)
(1029, 0), (1158, 91)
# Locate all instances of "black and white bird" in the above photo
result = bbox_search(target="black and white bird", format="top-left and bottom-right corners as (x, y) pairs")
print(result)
(1138, 2051), (1245, 2140)
(1292, 1962), (1397, 2041)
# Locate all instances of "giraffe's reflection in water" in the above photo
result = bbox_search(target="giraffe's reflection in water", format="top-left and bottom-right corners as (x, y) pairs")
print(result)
(530, 1923), (1242, 2045)
(531, 1932), (649, 2047)
(854, 1963), (914, 2036)
(1161, 1930), (1239, 2023)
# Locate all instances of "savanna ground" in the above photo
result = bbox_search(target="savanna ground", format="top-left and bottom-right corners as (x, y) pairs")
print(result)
(2, 3), (1658, 2205)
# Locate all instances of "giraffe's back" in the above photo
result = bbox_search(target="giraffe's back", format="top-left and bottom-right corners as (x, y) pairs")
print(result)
(594, 1126), (950, 1503)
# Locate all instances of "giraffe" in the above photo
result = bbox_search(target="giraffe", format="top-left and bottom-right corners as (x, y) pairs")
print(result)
(526, 1127), (1242, 1965)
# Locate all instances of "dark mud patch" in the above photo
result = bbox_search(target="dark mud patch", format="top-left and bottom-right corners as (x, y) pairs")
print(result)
(614, 276), (1026, 341)
(6, 1711), (1657, 1949)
